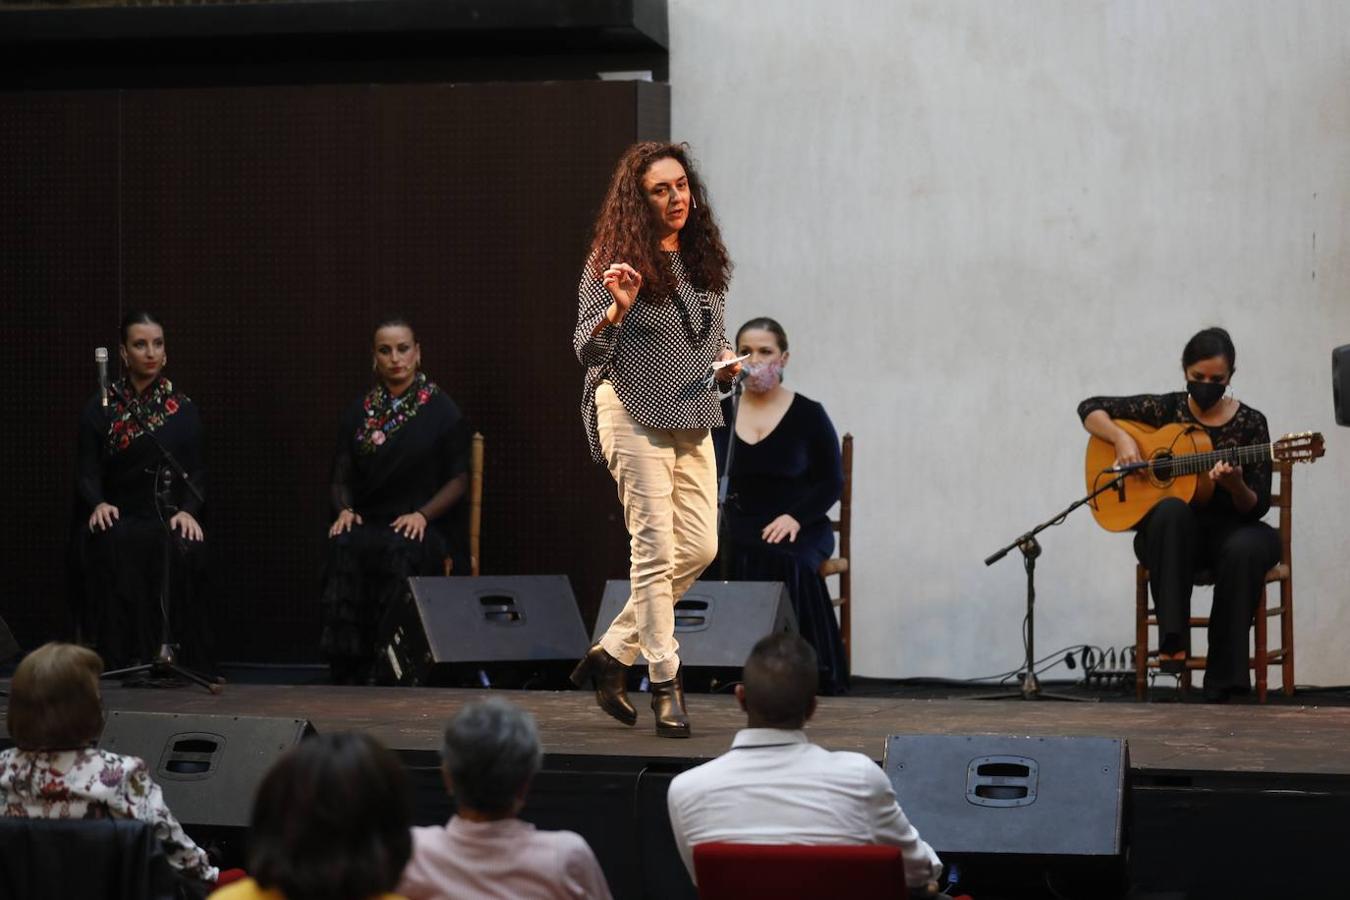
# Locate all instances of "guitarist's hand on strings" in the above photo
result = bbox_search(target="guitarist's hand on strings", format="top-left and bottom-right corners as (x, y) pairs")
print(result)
(1111, 431), (1143, 469)
(1208, 460), (1245, 492)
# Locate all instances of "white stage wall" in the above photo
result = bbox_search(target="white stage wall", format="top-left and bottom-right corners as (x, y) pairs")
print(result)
(669, 0), (1350, 683)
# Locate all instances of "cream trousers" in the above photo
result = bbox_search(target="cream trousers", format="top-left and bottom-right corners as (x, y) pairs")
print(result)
(594, 382), (719, 684)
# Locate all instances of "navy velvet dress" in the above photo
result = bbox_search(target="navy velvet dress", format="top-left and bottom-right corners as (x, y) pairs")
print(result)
(711, 393), (849, 694)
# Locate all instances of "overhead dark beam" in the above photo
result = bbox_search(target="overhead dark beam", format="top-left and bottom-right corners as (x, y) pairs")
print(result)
(0, 0), (668, 48)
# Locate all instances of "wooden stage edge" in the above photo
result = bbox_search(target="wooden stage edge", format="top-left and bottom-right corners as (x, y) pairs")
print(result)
(28, 683), (1350, 779)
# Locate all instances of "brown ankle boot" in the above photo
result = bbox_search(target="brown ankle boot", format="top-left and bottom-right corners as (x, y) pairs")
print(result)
(570, 644), (637, 726)
(650, 668), (690, 738)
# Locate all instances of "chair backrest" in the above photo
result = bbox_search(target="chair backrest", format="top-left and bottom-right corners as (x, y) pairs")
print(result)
(0, 816), (180, 900)
(823, 433), (853, 662)
(469, 431), (484, 576)
(1271, 460), (1292, 568)
(692, 841), (907, 900)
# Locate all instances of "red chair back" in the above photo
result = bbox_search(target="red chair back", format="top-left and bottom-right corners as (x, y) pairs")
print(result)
(692, 842), (909, 900)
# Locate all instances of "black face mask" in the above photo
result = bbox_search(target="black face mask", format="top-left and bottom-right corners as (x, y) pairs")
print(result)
(1187, 380), (1227, 411)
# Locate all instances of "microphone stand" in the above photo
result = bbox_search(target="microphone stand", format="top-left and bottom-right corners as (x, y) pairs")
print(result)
(972, 472), (1128, 702)
(99, 382), (223, 695)
(716, 372), (745, 579)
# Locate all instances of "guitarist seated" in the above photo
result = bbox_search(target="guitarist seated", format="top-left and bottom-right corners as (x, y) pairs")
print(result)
(1079, 326), (1279, 703)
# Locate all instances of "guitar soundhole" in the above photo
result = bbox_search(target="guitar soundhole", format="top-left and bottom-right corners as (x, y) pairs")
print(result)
(1150, 452), (1175, 484)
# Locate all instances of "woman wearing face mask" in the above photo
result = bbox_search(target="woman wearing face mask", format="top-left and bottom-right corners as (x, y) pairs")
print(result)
(1079, 326), (1279, 703)
(320, 317), (472, 685)
(570, 142), (740, 738)
(75, 311), (210, 672)
(710, 317), (848, 695)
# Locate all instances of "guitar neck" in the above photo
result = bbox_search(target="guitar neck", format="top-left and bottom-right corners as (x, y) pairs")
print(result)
(1159, 441), (1271, 476)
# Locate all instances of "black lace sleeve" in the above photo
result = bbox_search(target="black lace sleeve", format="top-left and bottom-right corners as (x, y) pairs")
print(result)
(1077, 393), (1181, 427)
(1222, 405), (1272, 521)
(416, 415), (471, 522)
(176, 401), (206, 518)
(76, 397), (106, 509)
(329, 404), (358, 515)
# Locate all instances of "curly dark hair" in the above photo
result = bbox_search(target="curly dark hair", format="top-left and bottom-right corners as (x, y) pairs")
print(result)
(588, 141), (732, 299)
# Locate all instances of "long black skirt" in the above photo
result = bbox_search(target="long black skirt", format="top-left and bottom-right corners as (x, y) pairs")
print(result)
(80, 515), (211, 673)
(319, 522), (447, 683)
(717, 539), (850, 695)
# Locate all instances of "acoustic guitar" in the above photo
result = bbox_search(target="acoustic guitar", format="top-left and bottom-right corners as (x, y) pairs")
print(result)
(1084, 421), (1324, 532)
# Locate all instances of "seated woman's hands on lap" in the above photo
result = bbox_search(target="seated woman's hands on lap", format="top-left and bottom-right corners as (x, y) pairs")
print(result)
(169, 511), (204, 542)
(762, 513), (801, 544)
(391, 511), (427, 542)
(88, 502), (120, 532)
(329, 508), (363, 538)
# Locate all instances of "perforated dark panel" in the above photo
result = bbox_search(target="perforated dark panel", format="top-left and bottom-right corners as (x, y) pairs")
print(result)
(0, 81), (665, 661)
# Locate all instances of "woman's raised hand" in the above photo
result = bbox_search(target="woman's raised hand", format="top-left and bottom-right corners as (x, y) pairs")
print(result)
(328, 508), (363, 538)
(88, 502), (120, 532)
(602, 263), (643, 316)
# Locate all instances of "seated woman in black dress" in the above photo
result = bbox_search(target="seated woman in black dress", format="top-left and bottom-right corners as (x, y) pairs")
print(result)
(321, 317), (472, 684)
(76, 311), (208, 671)
(1079, 326), (1280, 703)
(712, 317), (848, 694)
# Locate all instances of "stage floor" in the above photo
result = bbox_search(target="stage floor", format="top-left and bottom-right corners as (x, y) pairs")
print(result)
(51, 681), (1350, 778)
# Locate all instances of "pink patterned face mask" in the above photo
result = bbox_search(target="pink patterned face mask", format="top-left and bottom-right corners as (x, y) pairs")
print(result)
(743, 360), (784, 394)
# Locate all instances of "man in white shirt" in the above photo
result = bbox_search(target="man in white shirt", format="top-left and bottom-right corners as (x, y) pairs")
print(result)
(666, 632), (945, 895)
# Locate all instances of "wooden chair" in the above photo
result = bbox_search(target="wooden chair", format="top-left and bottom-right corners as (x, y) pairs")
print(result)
(819, 433), (853, 669)
(444, 432), (484, 577)
(1134, 460), (1295, 702)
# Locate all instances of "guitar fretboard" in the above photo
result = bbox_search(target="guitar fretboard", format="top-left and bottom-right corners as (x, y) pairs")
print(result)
(1153, 442), (1271, 476)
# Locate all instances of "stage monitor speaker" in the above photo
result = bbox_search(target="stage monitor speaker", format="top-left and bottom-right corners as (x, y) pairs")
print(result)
(883, 734), (1127, 857)
(376, 575), (591, 688)
(1334, 344), (1350, 426)
(98, 711), (313, 828)
(595, 580), (796, 689)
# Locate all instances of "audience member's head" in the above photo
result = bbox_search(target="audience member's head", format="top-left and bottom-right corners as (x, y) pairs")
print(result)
(736, 632), (819, 730)
(6, 642), (104, 751)
(441, 697), (543, 820)
(248, 732), (412, 900)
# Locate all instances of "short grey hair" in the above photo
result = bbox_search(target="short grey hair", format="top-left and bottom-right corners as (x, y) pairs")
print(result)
(441, 697), (543, 814)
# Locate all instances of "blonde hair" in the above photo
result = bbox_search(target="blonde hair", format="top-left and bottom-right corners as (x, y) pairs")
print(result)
(7, 643), (105, 751)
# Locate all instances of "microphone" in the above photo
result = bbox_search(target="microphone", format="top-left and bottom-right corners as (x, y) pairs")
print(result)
(1106, 460), (1151, 474)
(94, 347), (109, 408)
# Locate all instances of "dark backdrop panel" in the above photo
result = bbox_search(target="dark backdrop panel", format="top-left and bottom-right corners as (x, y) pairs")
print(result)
(0, 92), (122, 644)
(0, 80), (668, 662)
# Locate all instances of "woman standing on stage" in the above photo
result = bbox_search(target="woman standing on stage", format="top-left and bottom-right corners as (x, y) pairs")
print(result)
(321, 317), (472, 685)
(77, 311), (208, 671)
(712, 317), (849, 695)
(1079, 327), (1280, 703)
(570, 142), (740, 738)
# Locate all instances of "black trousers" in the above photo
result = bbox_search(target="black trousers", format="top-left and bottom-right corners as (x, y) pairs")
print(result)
(1134, 497), (1280, 692)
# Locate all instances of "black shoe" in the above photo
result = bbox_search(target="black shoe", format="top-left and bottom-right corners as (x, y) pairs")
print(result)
(650, 668), (691, 738)
(1159, 654), (1187, 675)
(1202, 685), (1232, 704)
(570, 644), (637, 726)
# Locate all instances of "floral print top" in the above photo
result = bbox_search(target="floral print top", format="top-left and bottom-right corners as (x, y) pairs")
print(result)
(0, 746), (218, 882)
(355, 372), (441, 456)
(105, 376), (189, 455)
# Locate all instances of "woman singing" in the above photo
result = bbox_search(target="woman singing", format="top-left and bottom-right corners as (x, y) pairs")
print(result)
(1079, 327), (1279, 703)
(713, 317), (849, 695)
(570, 142), (740, 738)
(76, 311), (208, 671)
(320, 317), (472, 685)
